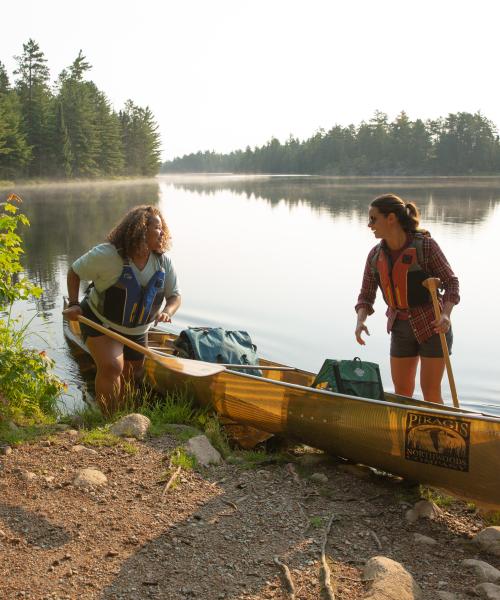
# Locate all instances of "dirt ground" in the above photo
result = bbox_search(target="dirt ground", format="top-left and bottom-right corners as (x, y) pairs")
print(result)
(0, 429), (498, 600)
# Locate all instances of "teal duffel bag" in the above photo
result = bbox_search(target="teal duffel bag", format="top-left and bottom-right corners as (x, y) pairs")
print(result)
(312, 357), (385, 400)
(174, 327), (262, 376)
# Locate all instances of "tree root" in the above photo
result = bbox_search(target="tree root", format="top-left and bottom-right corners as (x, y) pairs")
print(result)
(161, 466), (181, 501)
(320, 514), (336, 600)
(274, 556), (296, 599)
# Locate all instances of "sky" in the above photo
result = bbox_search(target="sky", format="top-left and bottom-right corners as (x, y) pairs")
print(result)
(1, 0), (499, 161)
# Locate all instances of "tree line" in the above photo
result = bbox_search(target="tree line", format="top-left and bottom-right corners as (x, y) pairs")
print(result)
(162, 110), (500, 175)
(0, 39), (161, 180)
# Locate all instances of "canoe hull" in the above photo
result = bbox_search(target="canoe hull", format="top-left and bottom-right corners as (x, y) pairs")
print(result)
(146, 350), (500, 509)
(65, 317), (500, 509)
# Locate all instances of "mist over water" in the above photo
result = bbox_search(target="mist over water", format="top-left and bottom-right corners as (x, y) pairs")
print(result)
(9, 175), (500, 415)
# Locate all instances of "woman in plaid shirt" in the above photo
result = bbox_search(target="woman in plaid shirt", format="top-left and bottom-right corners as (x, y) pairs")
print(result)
(355, 194), (460, 404)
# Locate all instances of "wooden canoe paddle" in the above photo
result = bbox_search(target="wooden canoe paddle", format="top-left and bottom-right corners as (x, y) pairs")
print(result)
(77, 315), (225, 378)
(422, 277), (460, 408)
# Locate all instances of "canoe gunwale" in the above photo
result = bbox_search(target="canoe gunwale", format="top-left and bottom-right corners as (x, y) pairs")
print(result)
(203, 365), (500, 424)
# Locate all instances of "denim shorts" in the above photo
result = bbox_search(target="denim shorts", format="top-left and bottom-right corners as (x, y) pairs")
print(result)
(79, 299), (147, 362)
(390, 318), (453, 358)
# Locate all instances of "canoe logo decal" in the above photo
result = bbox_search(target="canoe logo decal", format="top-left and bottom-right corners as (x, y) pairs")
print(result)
(405, 413), (470, 472)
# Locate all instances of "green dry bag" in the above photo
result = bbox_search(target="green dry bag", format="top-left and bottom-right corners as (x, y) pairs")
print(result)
(312, 357), (385, 401)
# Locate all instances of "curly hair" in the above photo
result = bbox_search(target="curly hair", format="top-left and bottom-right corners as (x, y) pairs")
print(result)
(107, 205), (171, 258)
(371, 194), (429, 236)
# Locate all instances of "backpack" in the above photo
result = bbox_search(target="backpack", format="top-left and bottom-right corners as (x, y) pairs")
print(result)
(312, 357), (385, 401)
(174, 327), (262, 376)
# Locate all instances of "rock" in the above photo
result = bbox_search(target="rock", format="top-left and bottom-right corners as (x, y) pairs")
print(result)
(67, 429), (79, 437)
(436, 593), (458, 600)
(463, 559), (500, 583)
(473, 527), (500, 557)
(413, 533), (437, 546)
(73, 468), (107, 488)
(0, 445), (12, 455)
(405, 500), (442, 523)
(310, 472), (328, 484)
(185, 435), (222, 467)
(362, 556), (423, 599)
(110, 413), (151, 439)
(20, 471), (37, 482)
(71, 445), (98, 455)
(475, 583), (500, 600)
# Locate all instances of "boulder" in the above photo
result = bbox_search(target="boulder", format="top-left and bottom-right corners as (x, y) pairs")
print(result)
(185, 435), (222, 467)
(73, 468), (107, 488)
(463, 559), (500, 584)
(405, 500), (442, 523)
(473, 527), (500, 557)
(475, 583), (500, 600)
(110, 413), (151, 439)
(362, 556), (422, 600)
(310, 472), (329, 484)
(413, 533), (437, 546)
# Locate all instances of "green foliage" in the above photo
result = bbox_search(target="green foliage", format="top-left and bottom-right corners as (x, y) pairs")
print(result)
(0, 194), (64, 422)
(0, 194), (42, 308)
(163, 109), (500, 176)
(170, 447), (197, 470)
(0, 320), (64, 422)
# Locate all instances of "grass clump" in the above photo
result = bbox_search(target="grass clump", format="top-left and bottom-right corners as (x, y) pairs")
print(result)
(309, 516), (323, 529)
(79, 427), (122, 447)
(0, 422), (58, 446)
(483, 511), (500, 526)
(227, 448), (292, 469)
(170, 447), (197, 470)
(419, 486), (456, 508)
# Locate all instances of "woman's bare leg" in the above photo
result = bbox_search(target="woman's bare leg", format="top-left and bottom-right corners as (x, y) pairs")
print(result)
(390, 356), (419, 397)
(86, 336), (124, 414)
(420, 357), (445, 404)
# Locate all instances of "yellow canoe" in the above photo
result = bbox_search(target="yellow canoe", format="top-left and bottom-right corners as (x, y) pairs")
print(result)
(64, 318), (500, 510)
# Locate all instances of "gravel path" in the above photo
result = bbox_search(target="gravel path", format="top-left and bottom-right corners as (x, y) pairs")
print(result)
(0, 430), (497, 599)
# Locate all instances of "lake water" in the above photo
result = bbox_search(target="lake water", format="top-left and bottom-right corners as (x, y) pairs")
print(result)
(7, 174), (500, 416)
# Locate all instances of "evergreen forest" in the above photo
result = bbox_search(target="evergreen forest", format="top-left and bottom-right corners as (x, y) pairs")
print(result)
(162, 110), (500, 176)
(0, 40), (161, 181)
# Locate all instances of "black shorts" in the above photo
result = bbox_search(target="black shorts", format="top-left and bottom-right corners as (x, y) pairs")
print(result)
(390, 319), (453, 358)
(79, 299), (147, 362)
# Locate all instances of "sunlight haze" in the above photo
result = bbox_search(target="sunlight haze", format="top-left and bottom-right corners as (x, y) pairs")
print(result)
(2, 0), (499, 160)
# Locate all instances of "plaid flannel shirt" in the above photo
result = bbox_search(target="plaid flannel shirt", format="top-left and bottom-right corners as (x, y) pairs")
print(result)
(355, 234), (460, 343)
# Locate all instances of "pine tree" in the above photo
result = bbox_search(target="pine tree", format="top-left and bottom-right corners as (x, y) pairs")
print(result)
(13, 39), (52, 177)
(0, 62), (31, 179)
(120, 100), (161, 176)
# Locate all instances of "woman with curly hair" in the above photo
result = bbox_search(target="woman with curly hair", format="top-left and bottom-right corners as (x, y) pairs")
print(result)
(355, 194), (459, 404)
(64, 205), (181, 412)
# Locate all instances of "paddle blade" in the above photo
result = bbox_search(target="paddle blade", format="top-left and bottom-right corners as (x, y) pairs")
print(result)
(151, 352), (225, 378)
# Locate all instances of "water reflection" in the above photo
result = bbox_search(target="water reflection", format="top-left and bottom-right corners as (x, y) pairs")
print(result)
(167, 175), (500, 225)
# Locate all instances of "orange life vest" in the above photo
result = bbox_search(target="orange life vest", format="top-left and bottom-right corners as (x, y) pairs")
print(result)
(371, 235), (431, 310)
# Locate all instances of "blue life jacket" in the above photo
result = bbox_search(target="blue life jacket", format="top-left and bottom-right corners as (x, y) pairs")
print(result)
(94, 257), (166, 327)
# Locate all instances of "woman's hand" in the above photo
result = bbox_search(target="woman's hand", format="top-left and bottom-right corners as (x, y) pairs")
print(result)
(355, 322), (370, 345)
(156, 312), (172, 323)
(62, 305), (82, 321)
(431, 313), (451, 334)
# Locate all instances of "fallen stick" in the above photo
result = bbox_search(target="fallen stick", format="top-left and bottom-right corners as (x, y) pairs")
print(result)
(273, 556), (296, 599)
(320, 514), (336, 600)
(369, 529), (382, 550)
(161, 466), (182, 501)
